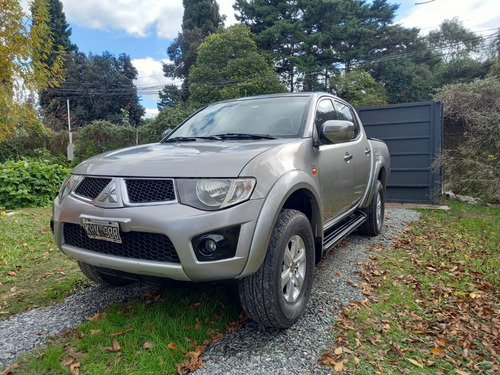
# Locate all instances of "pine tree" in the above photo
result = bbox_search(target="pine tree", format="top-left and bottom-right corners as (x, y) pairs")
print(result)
(36, 0), (76, 125)
(159, 0), (225, 109)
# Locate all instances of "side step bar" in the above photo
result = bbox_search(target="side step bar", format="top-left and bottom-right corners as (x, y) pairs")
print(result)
(323, 211), (367, 251)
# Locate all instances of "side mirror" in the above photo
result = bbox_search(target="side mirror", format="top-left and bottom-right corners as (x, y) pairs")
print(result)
(320, 120), (354, 144)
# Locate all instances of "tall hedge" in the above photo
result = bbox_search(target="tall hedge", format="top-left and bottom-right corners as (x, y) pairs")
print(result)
(434, 77), (500, 202)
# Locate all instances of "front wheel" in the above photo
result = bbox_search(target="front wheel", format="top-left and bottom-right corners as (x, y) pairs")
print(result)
(359, 180), (385, 236)
(238, 209), (315, 328)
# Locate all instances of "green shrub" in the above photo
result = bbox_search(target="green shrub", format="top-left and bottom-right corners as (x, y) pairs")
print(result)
(138, 105), (196, 144)
(434, 77), (500, 202)
(75, 121), (137, 162)
(0, 159), (70, 210)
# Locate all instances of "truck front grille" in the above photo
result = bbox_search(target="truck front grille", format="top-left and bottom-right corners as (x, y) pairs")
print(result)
(125, 179), (175, 203)
(63, 223), (180, 263)
(75, 178), (112, 200)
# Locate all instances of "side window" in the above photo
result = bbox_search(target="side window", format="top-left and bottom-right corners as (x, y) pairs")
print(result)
(314, 99), (337, 142)
(334, 101), (360, 139)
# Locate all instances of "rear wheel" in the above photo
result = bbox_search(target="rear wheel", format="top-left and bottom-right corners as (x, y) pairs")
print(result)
(239, 209), (315, 328)
(359, 180), (384, 236)
(78, 261), (133, 287)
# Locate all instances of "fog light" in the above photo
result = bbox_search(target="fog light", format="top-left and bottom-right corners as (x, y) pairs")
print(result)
(201, 238), (217, 256)
(192, 226), (241, 262)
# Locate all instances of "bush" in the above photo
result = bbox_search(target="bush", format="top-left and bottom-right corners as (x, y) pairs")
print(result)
(138, 105), (197, 144)
(0, 159), (70, 210)
(74, 121), (137, 162)
(434, 77), (500, 202)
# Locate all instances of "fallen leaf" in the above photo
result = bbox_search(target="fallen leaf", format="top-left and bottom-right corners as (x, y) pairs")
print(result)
(167, 342), (177, 349)
(0, 363), (19, 375)
(7, 271), (16, 276)
(88, 310), (106, 321)
(346, 279), (358, 287)
(334, 347), (343, 355)
(143, 341), (154, 350)
(431, 347), (443, 356)
(435, 338), (445, 347)
(334, 361), (344, 371)
(109, 328), (133, 337)
(70, 362), (80, 375)
(406, 358), (424, 368)
(90, 329), (102, 336)
(106, 339), (121, 352)
(62, 355), (76, 367)
(456, 371), (470, 375)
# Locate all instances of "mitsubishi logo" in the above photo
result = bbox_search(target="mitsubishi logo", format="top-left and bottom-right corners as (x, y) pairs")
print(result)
(99, 182), (118, 203)
(95, 179), (123, 208)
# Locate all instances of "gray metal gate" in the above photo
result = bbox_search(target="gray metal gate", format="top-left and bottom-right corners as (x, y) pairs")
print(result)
(356, 101), (443, 204)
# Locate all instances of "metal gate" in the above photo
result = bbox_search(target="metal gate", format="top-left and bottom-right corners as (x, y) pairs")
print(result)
(356, 101), (443, 204)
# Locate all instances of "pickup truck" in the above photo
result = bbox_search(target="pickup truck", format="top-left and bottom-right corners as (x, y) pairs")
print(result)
(52, 92), (390, 328)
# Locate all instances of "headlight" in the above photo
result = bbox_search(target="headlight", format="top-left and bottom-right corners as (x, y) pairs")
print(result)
(177, 178), (256, 210)
(59, 174), (81, 199)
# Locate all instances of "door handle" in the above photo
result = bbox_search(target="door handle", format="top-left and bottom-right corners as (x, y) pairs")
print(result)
(344, 153), (353, 162)
(365, 148), (371, 156)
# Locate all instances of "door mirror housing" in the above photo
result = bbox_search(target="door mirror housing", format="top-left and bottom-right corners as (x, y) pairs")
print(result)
(320, 120), (355, 144)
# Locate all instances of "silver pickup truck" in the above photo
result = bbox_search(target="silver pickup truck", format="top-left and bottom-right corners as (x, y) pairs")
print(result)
(52, 92), (390, 328)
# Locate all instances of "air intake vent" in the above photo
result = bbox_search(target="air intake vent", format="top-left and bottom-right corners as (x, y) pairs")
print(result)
(125, 179), (175, 203)
(63, 223), (180, 263)
(75, 178), (112, 200)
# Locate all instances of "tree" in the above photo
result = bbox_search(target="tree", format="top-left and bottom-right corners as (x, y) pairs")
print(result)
(330, 69), (387, 107)
(369, 57), (436, 104)
(159, 0), (224, 108)
(236, 0), (409, 92)
(234, 0), (304, 91)
(0, 0), (64, 141)
(188, 24), (287, 106)
(35, 0), (77, 111)
(427, 18), (483, 63)
(43, 52), (145, 128)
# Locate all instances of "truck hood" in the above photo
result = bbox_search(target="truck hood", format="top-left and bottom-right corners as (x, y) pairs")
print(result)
(72, 140), (289, 177)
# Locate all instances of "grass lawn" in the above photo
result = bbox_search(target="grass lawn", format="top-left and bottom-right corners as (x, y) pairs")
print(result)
(1, 208), (243, 374)
(319, 201), (499, 374)
(0, 207), (91, 318)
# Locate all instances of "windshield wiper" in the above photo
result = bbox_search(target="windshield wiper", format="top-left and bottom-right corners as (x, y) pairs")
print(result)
(214, 133), (277, 140)
(161, 135), (221, 143)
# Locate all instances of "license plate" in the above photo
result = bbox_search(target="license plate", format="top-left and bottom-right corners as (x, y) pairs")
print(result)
(82, 219), (122, 244)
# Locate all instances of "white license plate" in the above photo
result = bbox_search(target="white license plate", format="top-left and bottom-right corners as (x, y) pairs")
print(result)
(82, 219), (122, 244)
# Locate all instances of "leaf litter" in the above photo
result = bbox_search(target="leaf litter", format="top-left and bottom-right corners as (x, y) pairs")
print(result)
(318, 206), (499, 374)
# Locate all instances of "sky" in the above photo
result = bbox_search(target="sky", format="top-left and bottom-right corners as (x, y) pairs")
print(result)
(24, 0), (500, 118)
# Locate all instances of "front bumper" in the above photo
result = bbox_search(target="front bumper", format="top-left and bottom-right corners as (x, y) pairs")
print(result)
(53, 194), (264, 282)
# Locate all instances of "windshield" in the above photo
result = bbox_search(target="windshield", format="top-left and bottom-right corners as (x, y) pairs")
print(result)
(169, 96), (309, 139)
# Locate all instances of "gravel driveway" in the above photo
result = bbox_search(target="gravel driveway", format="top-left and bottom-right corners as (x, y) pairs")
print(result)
(0, 208), (419, 371)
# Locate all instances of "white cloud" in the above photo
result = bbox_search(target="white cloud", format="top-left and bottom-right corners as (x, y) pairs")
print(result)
(61, 0), (183, 38)
(397, 0), (500, 36)
(132, 57), (182, 102)
(144, 108), (159, 119)
(218, 0), (238, 26)
(59, 0), (238, 39)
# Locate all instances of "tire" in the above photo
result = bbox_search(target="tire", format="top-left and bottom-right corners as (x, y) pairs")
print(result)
(359, 180), (385, 236)
(78, 261), (132, 287)
(239, 209), (315, 328)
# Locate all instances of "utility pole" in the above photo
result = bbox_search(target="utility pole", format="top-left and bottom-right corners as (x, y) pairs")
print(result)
(66, 98), (74, 161)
